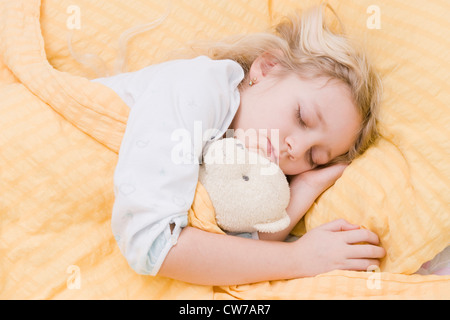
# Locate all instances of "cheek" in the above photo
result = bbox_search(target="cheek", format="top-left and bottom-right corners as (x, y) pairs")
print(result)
(279, 159), (300, 176)
(279, 155), (311, 176)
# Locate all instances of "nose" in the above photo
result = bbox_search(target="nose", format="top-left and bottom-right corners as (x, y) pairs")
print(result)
(285, 136), (303, 161)
(286, 134), (316, 165)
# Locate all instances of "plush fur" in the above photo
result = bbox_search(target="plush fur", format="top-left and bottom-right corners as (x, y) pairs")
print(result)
(198, 138), (290, 233)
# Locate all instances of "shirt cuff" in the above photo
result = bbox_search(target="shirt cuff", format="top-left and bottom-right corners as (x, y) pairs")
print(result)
(148, 215), (188, 276)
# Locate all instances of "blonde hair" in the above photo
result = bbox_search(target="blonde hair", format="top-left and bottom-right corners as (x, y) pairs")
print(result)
(190, 3), (383, 163)
(71, 2), (382, 163)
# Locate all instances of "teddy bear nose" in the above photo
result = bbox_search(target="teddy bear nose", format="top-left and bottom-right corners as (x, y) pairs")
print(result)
(242, 175), (249, 181)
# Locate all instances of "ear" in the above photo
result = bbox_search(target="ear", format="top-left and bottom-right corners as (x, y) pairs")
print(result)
(249, 51), (280, 80)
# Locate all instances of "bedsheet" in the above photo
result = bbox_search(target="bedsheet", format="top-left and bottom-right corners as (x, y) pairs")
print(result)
(0, 0), (449, 299)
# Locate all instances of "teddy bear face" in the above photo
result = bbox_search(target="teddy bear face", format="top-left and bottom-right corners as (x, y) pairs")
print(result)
(199, 138), (290, 233)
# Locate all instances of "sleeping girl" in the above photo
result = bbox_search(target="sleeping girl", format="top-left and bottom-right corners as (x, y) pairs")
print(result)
(92, 4), (385, 285)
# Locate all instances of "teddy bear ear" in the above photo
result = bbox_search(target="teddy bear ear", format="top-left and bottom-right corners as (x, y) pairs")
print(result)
(254, 213), (290, 233)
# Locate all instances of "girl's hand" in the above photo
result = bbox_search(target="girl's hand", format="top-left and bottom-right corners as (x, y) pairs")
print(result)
(288, 163), (348, 195)
(292, 219), (386, 277)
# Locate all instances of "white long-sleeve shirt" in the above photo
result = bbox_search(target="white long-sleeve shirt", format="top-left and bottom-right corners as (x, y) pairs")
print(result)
(93, 56), (244, 275)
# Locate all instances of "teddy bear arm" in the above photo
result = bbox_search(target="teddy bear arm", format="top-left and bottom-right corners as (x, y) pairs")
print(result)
(253, 212), (290, 233)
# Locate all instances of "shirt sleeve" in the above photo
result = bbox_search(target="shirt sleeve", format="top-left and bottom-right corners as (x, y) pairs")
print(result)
(106, 57), (244, 275)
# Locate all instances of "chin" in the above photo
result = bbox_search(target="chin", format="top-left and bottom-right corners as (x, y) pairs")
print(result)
(279, 164), (293, 176)
(280, 165), (303, 176)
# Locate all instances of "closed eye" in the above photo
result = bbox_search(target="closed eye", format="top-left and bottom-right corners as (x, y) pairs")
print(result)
(308, 148), (316, 168)
(296, 105), (307, 128)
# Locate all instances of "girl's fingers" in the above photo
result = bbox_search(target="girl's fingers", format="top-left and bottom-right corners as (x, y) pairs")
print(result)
(344, 228), (381, 245)
(324, 163), (348, 178)
(321, 219), (360, 232)
(342, 259), (381, 271)
(306, 164), (348, 189)
(345, 244), (386, 259)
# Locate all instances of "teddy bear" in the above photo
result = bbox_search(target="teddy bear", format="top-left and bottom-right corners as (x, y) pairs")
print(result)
(197, 138), (291, 234)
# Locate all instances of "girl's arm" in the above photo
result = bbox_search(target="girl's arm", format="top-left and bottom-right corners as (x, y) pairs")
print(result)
(158, 219), (385, 286)
(159, 163), (386, 286)
(159, 226), (294, 285)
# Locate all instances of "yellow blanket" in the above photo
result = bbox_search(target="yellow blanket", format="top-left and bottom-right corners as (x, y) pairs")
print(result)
(0, 0), (449, 299)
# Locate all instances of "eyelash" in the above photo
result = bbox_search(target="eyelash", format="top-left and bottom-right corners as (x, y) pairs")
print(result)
(296, 106), (316, 167)
(296, 105), (307, 128)
(308, 149), (316, 168)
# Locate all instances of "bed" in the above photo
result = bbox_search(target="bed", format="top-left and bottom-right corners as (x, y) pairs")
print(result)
(0, 0), (449, 299)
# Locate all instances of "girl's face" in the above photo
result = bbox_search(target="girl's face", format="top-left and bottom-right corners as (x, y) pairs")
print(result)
(229, 57), (362, 176)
